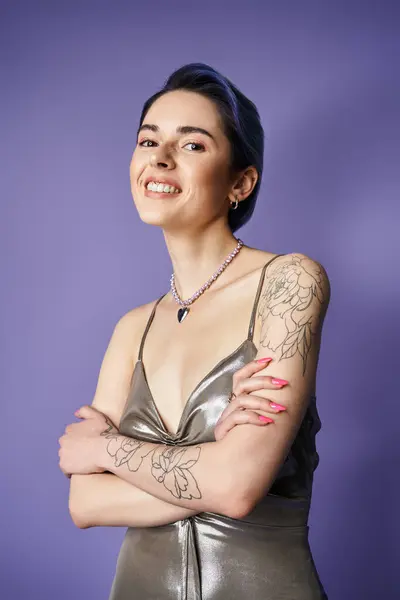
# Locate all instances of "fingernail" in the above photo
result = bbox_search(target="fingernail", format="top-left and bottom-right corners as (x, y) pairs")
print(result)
(256, 357), (273, 364)
(270, 402), (286, 412)
(258, 415), (274, 423)
(271, 378), (288, 386)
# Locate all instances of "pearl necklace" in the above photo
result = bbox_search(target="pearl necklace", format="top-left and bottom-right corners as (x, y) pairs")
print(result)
(170, 238), (244, 323)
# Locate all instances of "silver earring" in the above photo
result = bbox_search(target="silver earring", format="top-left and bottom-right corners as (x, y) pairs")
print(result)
(230, 197), (239, 210)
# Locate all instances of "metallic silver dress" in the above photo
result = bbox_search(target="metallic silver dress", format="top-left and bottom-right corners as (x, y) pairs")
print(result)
(108, 254), (328, 599)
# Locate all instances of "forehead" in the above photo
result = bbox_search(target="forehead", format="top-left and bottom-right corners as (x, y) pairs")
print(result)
(143, 90), (223, 133)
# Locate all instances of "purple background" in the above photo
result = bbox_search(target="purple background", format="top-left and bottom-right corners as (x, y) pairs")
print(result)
(2, 1), (399, 599)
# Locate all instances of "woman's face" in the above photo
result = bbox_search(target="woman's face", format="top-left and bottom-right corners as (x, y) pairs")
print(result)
(130, 90), (236, 233)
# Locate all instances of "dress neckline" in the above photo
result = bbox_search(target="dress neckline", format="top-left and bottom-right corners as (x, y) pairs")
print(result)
(137, 338), (257, 438)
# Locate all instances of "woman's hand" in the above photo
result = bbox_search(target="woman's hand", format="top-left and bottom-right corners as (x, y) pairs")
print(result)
(58, 405), (119, 478)
(214, 357), (288, 441)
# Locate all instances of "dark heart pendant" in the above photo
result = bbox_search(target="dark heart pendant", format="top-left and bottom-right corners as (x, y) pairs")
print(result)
(177, 306), (190, 323)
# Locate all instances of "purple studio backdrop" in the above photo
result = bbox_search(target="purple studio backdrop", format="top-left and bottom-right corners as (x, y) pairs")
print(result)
(2, 1), (399, 599)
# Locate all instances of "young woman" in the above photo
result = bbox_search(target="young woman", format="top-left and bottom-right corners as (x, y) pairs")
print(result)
(59, 62), (330, 599)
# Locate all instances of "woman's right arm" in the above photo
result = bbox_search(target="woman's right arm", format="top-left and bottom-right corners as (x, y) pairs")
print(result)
(69, 306), (202, 529)
(70, 473), (199, 529)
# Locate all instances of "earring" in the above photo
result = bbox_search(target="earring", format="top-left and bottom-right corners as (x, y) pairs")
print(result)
(230, 196), (239, 210)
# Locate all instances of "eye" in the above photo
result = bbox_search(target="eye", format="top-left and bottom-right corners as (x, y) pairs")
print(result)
(138, 139), (205, 152)
(183, 142), (205, 152)
(138, 138), (157, 147)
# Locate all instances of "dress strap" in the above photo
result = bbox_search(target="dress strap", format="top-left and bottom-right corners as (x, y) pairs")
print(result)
(247, 254), (285, 341)
(138, 293), (166, 361)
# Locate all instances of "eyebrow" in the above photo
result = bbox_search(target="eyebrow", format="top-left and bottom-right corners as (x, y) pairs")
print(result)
(137, 124), (216, 142)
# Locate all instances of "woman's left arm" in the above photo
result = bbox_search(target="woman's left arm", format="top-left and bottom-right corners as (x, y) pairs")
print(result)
(92, 253), (331, 519)
(218, 253), (331, 513)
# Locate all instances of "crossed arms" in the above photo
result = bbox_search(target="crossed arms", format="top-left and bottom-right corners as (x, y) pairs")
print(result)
(69, 253), (330, 529)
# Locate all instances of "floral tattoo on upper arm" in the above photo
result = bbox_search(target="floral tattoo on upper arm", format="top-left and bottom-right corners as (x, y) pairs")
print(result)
(258, 254), (329, 376)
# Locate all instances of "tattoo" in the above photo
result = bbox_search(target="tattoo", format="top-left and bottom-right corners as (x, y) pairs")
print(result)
(100, 418), (202, 500)
(258, 254), (327, 376)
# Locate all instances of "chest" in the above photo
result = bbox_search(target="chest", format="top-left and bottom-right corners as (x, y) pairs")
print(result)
(138, 290), (261, 438)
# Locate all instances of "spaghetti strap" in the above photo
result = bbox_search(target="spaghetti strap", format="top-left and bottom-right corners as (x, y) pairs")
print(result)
(247, 254), (285, 341)
(138, 294), (166, 361)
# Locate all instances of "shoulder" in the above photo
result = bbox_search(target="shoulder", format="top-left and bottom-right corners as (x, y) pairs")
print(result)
(268, 252), (330, 302)
(112, 297), (163, 350)
(259, 251), (331, 336)
(117, 297), (159, 326)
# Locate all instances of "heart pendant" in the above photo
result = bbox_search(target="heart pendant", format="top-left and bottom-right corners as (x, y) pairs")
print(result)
(177, 307), (190, 323)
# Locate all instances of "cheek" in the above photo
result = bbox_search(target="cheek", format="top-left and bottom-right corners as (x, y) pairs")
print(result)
(187, 163), (218, 195)
(129, 154), (137, 176)
(129, 155), (141, 189)
(196, 167), (230, 203)
(183, 161), (229, 208)
(201, 157), (229, 185)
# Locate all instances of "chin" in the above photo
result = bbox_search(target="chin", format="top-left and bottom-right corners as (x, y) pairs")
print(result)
(136, 208), (176, 229)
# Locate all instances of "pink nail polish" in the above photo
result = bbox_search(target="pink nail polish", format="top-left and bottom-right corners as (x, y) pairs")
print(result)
(258, 415), (274, 423)
(256, 357), (273, 364)
(270, 402), (286, 411)
(271, 378), (288, 386)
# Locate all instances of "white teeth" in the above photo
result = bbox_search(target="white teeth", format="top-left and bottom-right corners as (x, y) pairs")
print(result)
(146, 181), (181, 193)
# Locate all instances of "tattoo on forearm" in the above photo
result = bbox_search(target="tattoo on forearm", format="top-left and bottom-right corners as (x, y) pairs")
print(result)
(100, 417), (202, 500)
(259, 254), (328, 376)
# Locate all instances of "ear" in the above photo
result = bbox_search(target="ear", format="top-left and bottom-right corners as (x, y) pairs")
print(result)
(228, 166), (259, 203)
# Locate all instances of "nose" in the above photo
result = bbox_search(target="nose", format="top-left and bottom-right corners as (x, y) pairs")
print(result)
(149, 147), (175, 169)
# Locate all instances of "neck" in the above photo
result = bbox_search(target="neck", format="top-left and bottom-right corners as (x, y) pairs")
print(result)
(163, 225), (242, 300)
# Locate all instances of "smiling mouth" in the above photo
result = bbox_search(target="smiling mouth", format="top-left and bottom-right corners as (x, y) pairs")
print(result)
(143, 183), (182, 196)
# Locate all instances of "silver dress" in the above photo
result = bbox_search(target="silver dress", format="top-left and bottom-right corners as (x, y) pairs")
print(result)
(108, 254), (328, 599)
